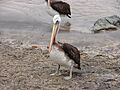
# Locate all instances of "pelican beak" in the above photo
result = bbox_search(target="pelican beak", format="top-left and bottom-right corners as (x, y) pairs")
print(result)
(48, 21), (60, 52)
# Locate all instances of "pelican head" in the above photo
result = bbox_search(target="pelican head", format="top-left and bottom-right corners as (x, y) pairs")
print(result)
(48, 15), (61, 52)
(53, 14), (61, 24)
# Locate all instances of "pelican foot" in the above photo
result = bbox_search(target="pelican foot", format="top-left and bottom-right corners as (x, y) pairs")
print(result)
(64, 76), (72, 80)
(58, 72), (62, 76)
(50, 73), (57, 76)
(50, 72), (61, 76)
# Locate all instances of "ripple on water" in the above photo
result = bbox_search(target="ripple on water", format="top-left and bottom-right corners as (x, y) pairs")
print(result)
(0, 0), (120, 34)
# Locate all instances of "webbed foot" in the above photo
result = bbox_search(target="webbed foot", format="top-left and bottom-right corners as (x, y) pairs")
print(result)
(50, 72), (61, 76)
(64, 76), (72, 80)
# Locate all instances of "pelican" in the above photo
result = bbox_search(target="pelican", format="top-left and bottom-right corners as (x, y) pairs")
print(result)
(45, 0), (71, 18)
(48, 15), (80, 80)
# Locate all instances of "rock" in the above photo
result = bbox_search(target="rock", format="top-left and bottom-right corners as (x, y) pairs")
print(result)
(92, 15), (120, 33)
(106, 15), (120, 26)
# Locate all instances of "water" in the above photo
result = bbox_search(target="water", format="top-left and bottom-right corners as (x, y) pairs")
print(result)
(0, 0), (120, 49)
(70, 0), (120, 32)
(0, 0), (120, 33)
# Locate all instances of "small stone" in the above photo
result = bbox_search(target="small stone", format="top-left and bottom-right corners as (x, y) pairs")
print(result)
(32, 45), (38, 49)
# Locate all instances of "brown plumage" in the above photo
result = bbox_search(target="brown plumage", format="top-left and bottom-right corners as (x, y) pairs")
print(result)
(45, 0), (71, 18)
(58, 42), (81, 69)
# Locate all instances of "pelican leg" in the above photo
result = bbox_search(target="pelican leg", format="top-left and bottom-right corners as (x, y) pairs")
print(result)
(50, 65), (61, 76)
(64, 64), (73, 80)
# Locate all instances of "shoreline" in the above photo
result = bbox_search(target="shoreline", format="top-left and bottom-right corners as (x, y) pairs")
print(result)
(0, 0), (120, 89)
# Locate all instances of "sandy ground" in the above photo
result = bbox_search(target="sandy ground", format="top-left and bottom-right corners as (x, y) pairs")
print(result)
(0, 31), (120, 90)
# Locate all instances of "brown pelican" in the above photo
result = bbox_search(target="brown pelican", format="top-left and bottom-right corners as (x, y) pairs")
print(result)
(45, 0), (71, 18)
(48, 15), (80, 80)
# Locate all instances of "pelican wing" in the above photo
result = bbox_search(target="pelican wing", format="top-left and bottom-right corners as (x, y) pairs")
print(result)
(51, 1), (71, 18)
(62, 43), (80, 69)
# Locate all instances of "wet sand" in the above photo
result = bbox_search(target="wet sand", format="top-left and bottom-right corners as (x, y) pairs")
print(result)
(0, 30), (120, 90)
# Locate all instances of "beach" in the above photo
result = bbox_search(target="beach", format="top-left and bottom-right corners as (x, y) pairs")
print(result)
(0, 0), (120, 90)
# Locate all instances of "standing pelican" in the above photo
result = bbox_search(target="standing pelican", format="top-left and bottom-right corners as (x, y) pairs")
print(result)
(48, 15), (80, 80)
(45, 0), (71, 18)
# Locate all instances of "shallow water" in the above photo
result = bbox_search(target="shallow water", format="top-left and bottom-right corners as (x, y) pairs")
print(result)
(0, 0), (120, 32)
(71, 0), (120, 32)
